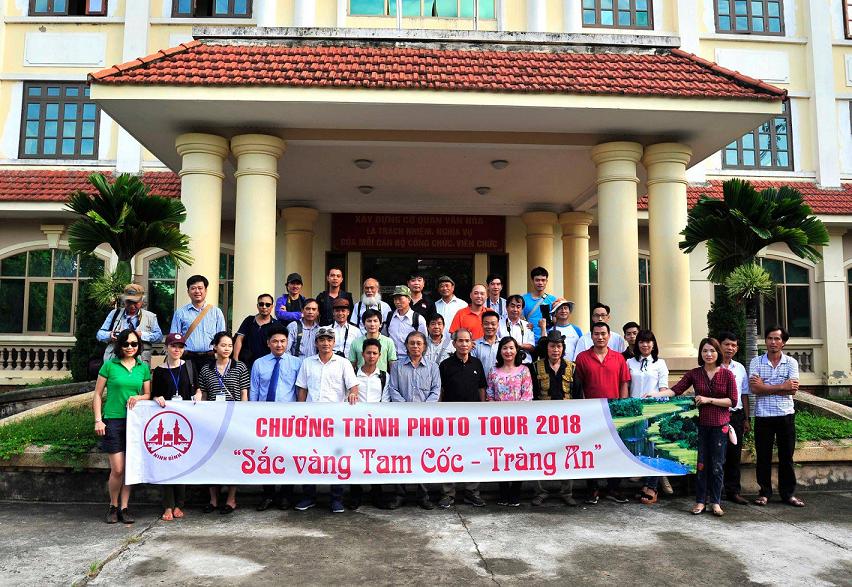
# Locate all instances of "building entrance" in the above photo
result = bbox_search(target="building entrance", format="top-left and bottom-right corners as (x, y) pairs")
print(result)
(362, 254), (474, 302)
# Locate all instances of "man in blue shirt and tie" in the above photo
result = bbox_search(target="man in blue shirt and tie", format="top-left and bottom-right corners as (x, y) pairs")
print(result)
(250, 322), (301, 511)
(169, 275), (226, 373)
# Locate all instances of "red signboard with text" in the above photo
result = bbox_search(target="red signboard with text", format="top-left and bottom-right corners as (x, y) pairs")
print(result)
(331, 214), (505, 253)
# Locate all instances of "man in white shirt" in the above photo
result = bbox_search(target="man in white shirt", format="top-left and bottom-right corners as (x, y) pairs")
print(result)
(350, 277), (392, 330)
(330, 297), (360, 359)
(498, 295), (535, 364)
(718, 331), (750, 505)
(425, 313), (453, 365)
(572, 302), (628, 360)
(433, 275), (467, 334)
(295, 326), (359, 513)
(384, 285), (428, 356)
(485, 273), (508, 319)
(547, 298), (582, 360)
(287, 298), (320, 359)
(351, 338), (389, 509)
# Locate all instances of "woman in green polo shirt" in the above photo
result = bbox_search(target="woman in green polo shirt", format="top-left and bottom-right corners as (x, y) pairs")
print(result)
(93, 328), (151, 524)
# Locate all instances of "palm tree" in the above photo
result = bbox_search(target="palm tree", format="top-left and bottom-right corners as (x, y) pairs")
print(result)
(680, 178), (829, 362)
(66, 172), (192, 306)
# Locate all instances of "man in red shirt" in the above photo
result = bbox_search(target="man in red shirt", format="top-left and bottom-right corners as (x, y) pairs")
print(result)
(573, 321), (630, 504)
(449, 284), (488, 340)
(574, 322), (630, 399)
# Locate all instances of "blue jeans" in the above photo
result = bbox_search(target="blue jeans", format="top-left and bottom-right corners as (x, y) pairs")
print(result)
(696, 425), (727, 505)
(302, 485), (344, 501)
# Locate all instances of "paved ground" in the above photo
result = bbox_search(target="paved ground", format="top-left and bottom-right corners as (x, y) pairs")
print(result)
(1, 491), (850, 586)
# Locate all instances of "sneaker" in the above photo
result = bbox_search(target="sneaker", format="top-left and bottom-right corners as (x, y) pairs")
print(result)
(437, 495), (454, 509)
(585, 491), (600, 505)
(118, 508), (135, 524)
(496, 499), (509, 506)
(294, 498), (316, 511)
(418, 497), (436, 510)
(330, 499), (345, 513)
(464, 493), (486, 508)
(562, 495), (578, 507)
(507, 500), (521, 507)
(105, 505), (118, 524)
(530, 494), (546, 507)
(605, 491), (629, 504)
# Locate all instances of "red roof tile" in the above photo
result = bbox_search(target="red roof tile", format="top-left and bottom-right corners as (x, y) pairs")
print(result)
(89, 42), (785, 100)
(638, 180), (852, 215)
(0, 170), (180, 202)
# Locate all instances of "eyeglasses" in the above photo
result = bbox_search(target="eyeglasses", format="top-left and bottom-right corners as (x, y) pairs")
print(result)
(121, 341), (139, 348)
(257, 302), (273, 308)
(124, 299), (140, 305)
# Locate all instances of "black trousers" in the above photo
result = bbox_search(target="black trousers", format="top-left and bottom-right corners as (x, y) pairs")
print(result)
(723, 409), (747, 497)
(754, 414), (797, 500)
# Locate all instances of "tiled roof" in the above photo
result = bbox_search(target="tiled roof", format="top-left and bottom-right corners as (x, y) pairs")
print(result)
(89, 41), (785, 101)
(0, 170), (180, 202)
(638, 180), (852, 215)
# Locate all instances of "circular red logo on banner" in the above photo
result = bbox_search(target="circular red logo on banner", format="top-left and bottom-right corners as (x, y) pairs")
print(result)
(144, 411), (194, 461)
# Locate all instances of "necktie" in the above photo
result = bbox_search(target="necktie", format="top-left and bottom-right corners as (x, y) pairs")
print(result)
(267, 356), (282, 402)
(641, 358), (648, 372)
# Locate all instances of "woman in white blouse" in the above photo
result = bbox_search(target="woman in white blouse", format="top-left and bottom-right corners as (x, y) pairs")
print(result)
(627, 330), (673, 504)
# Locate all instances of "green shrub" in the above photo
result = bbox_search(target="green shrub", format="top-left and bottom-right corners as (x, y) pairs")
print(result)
(794, 412), (852, 441)
(707, 288), (746, 363)
(71, 275), (108, 382)
(658, 413), (699, 449)
(608, 398), (643, 417)
(0, 405), (96, 468)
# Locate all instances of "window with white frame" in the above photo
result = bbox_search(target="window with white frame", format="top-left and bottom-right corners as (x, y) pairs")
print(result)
(715, 0), (784, 35)
(0, 249), (104, 334)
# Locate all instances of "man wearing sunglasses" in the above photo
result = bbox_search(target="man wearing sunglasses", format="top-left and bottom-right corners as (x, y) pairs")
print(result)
(97, 283), (162, 363)
(234, 293), (281, 370)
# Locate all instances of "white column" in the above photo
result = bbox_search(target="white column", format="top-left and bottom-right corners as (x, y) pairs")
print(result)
(175, 133), (229, 307)
(590, 142), (642, 328)
(675, 0), (700, 53)
(816, 228), (850, 384)
(336, 0), (348, 26)
(115, 0), (150, 172)
(559, 212), (594, 327)
(562, 0), (580, 33)
(281, 207), (320, 295)
(804, 0), (840, 187)
(520, 211), (558, 279)
(294, 0), (315, 27)
(231, 134), (286, 326)
(643, 143), (694, 358)
(256, 0), (277, 27)
(527, 0), (546, 32)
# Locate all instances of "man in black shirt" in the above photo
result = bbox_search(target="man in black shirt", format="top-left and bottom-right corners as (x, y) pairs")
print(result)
(437, 328), (486, 508)
(622, 321), (640, 360)
(316, 267), (354, 326)
(233, 293), (279, 370)
(407, 270), (434, 318)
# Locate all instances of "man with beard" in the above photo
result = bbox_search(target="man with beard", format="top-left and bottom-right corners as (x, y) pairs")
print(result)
(350, 277), (392, 331)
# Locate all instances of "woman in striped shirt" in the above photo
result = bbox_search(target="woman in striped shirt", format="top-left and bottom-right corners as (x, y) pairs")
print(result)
(195, 331), (249, 514)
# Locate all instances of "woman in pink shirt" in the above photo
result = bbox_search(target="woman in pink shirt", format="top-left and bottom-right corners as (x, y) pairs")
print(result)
(486, 336), (533, 505)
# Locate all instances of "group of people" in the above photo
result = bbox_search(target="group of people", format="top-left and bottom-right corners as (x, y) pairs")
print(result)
(92, 266), (805, 524)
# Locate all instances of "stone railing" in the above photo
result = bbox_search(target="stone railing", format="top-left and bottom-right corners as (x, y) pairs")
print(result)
(0, 337), (75, 373)
(758, 345), (814, 373)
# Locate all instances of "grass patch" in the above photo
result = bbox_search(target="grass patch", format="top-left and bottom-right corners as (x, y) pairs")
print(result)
(0, 404), (96, 468)
(795, 412), (852, 442)
(21, 376), (75, 389)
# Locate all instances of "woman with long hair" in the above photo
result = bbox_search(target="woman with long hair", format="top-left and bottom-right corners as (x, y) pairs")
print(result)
(486, 336), (533, 506)
(93, 328), (151, 524)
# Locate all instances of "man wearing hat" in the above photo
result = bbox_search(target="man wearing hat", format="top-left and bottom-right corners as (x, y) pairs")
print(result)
(383, 285), (428, 356)
(97, 283), (162, 363)
(433, 275), (468, 335)
(529, 330), (582, 506)
(407, 270), (434, 317)
(547, 298), (583, 360)
(274, 273), (308, 326)
(295, 326), (360, 513)
(330, 297), (361, 358)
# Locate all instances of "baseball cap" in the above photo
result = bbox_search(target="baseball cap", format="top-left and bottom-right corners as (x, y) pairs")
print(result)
(316, 326), (335, 339)
(332, 297), (351, 309)
(286, 273), (303, 284)
(392, 285), (412, 299)
(551, 298), (575, 314)
(436, 275), (455, 286)
(123, 283), (145, 302)
(164, 332), (186, 346)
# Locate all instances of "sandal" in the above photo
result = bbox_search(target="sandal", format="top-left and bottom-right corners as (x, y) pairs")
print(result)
(161, 510), (174, 521)
(784, 496), (805, 508)
(753, 496), (768, 506)
(711, 504), (724, 517)
(173, 507), (184, 519)
(691, 503), (705, 515)
(639, 489), (658, 505)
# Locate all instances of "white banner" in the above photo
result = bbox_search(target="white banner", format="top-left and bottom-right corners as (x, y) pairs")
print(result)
(125, 399), (692, 485)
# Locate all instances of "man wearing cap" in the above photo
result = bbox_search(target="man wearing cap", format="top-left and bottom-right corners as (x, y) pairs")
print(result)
(287, 298), (320, 360)
(485, 273), (508, 320)
(449, 284), (489, 340)
(498, 295), (535, 364)
(295, 326), (359, 513)
(250, 322), (301, 511)
(407, 271), (433, 318)
(530, 330), (582, 507)
(234, 293), (280, 371)
(547, 298), (583, 361)
(170, 275), (227, 373)
(98, 283), (162, 363)
(274, 273), (307, 326)
(350, 277), (392, 331)
(316, 267), (354, 327)
(433, 275), (467, 334)
(330, 297), (360, 359)
(384, 285), (428, 356)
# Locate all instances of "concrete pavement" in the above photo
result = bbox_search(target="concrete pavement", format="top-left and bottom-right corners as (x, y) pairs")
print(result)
(1, 492), (849, 586)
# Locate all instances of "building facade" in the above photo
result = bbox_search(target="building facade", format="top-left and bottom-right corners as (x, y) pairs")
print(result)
(0, 0), (851, 391)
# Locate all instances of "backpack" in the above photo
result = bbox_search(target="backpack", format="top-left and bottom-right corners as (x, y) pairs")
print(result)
(381, 310), (421, 337)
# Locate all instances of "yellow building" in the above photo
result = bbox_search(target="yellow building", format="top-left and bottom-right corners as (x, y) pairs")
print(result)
(0, 1), (851, 392)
